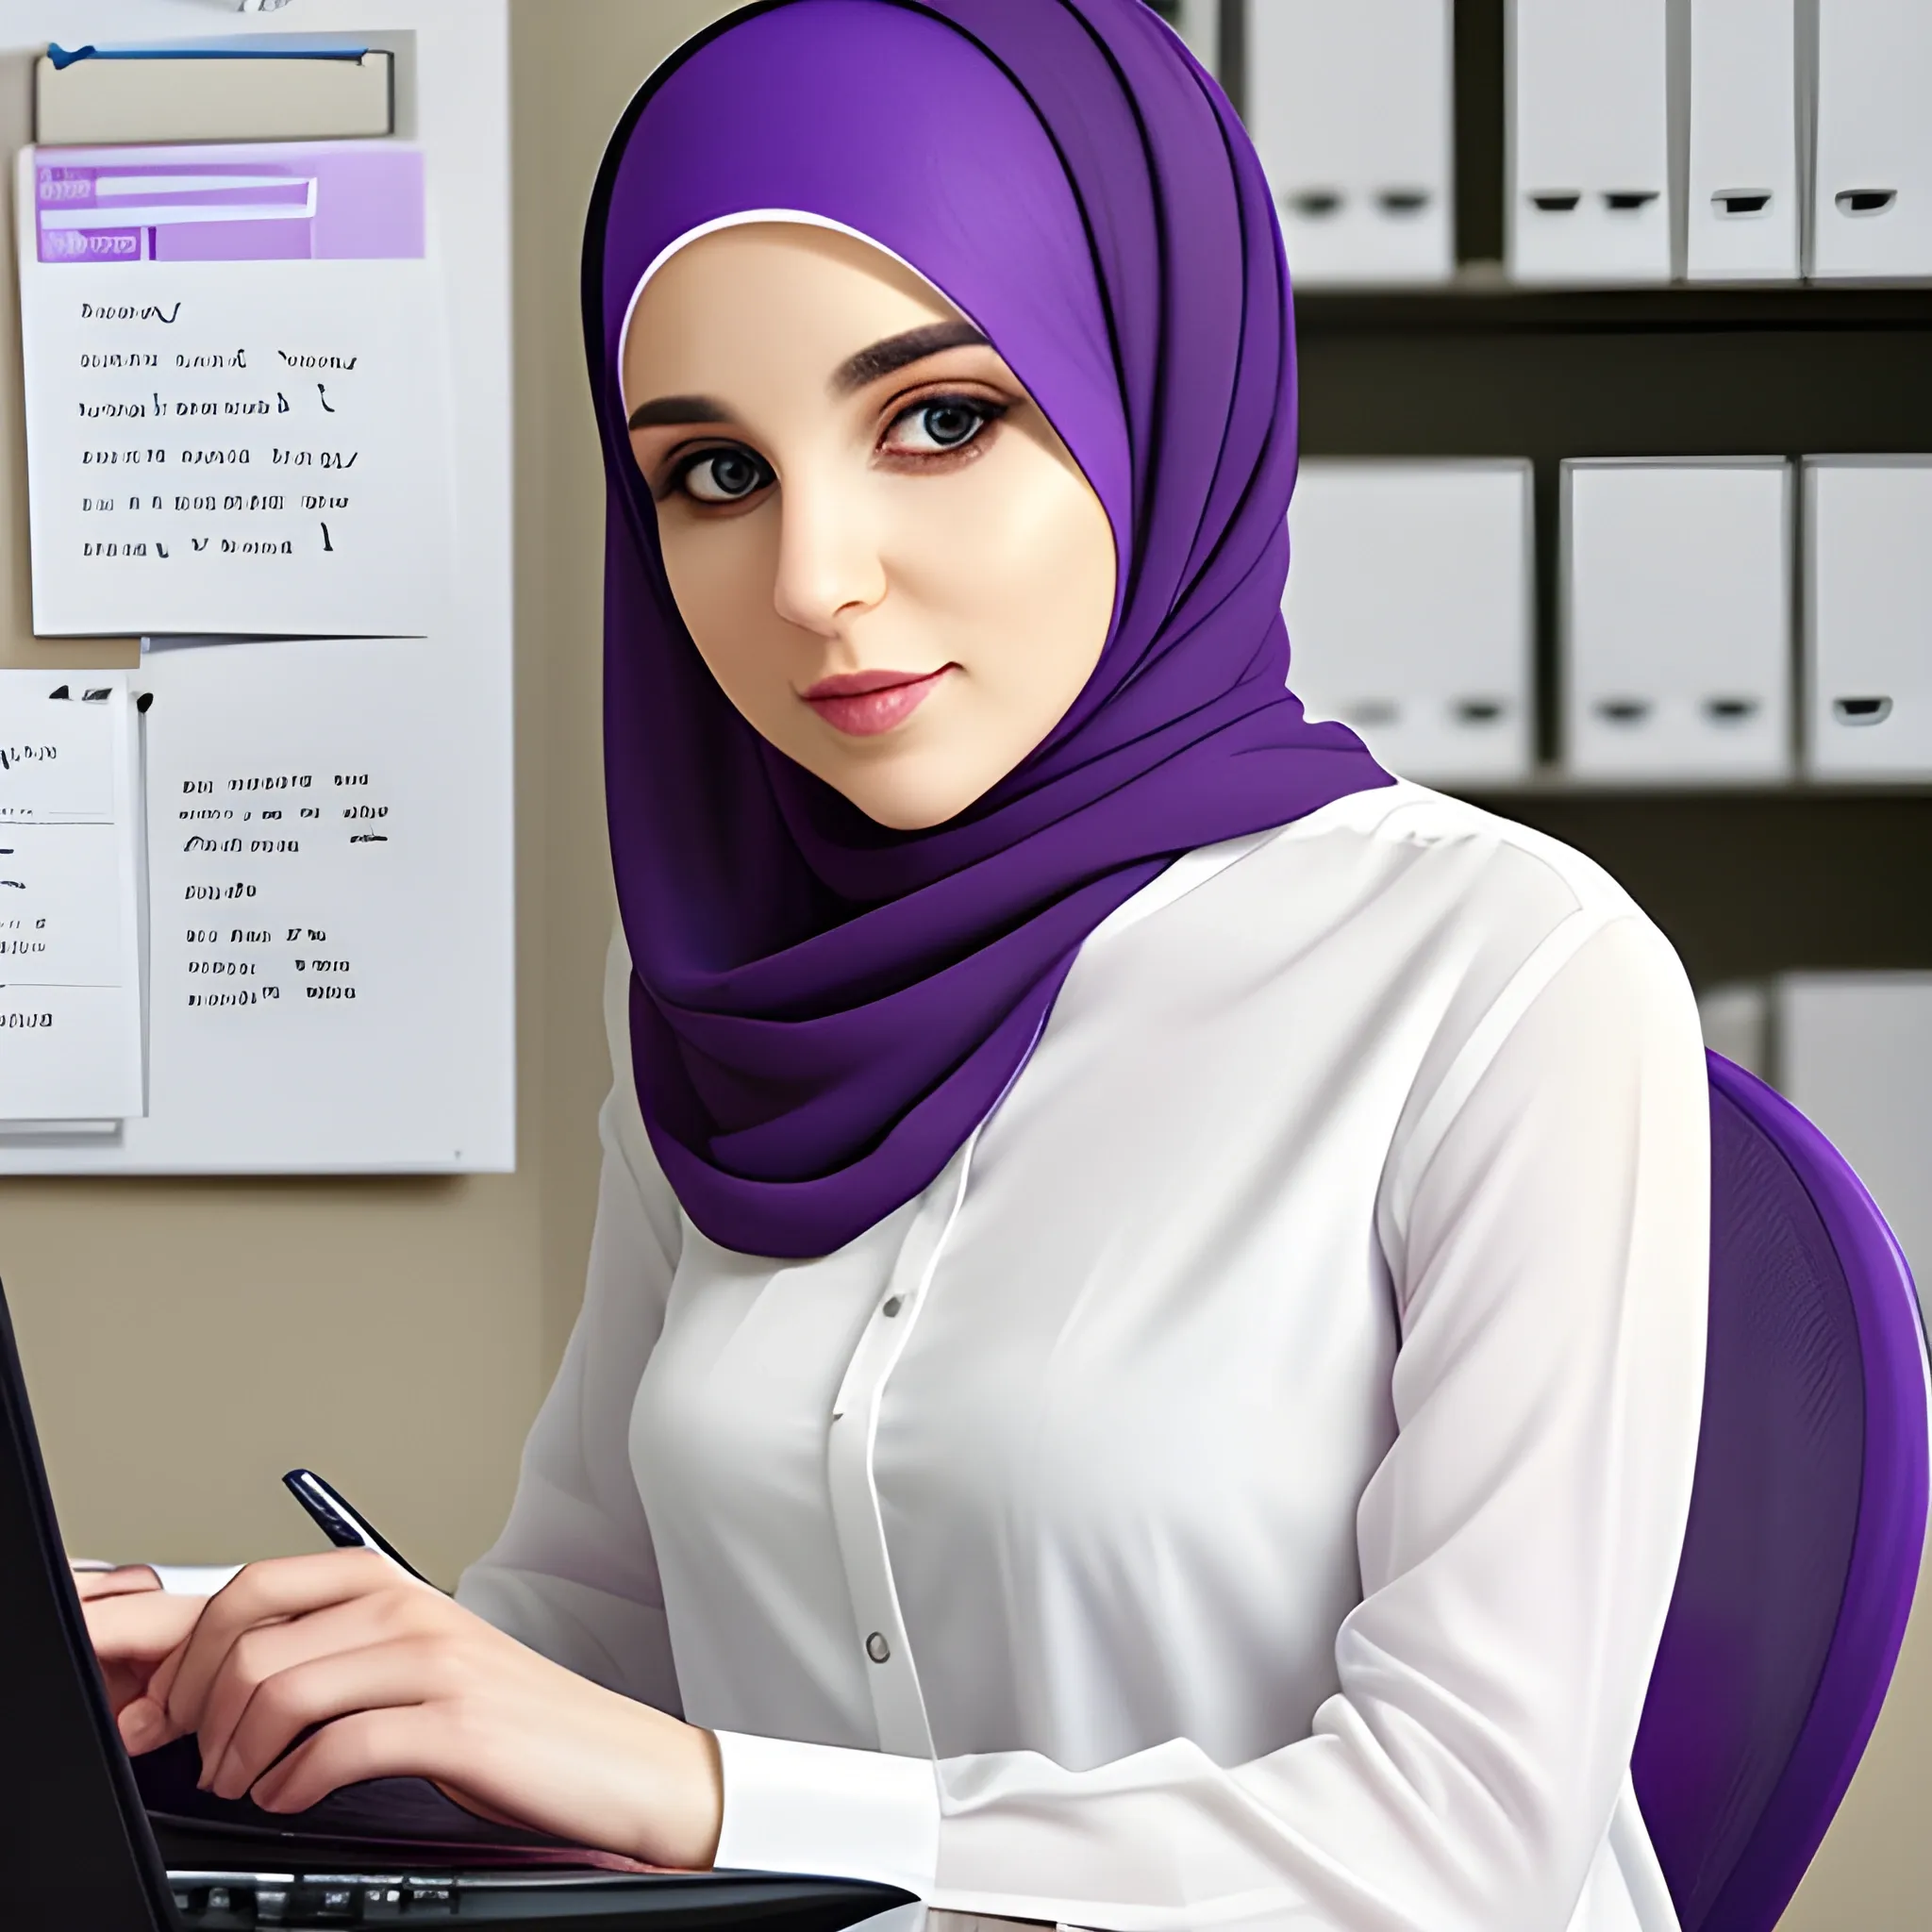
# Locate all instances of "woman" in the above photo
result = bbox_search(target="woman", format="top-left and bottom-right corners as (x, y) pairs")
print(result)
(85, 3), (1710, 1926)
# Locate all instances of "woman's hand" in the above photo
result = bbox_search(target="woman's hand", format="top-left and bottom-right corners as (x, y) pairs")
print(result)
(76, 1565), (208, 1720)
(119, 1549), (723, 1870)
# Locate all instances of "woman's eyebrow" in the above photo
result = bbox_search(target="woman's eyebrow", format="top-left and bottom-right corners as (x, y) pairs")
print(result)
(830, 321), (990, 395)
(627, 393), (734, 431)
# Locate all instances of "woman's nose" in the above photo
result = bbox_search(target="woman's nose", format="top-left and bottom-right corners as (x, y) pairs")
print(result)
(770, 471), (887, 636)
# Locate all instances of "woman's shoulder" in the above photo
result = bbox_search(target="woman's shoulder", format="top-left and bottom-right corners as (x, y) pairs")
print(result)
(1181, 775), (1675, 995)
(1257, 776), (1648, 931)
(1146, 776), (1693, 1056)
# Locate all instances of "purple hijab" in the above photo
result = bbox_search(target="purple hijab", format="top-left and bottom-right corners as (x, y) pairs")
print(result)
(586, 0), (1391, 1259)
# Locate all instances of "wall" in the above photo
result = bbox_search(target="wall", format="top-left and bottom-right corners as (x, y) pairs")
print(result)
(0, 0), (735, 1590)
(1784, 1547), (1932, 1928)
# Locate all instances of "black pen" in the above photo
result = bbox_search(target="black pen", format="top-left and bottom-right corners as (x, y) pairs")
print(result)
(282, 1468), (434, 1587)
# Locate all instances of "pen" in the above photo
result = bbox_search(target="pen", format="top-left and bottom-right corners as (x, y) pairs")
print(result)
(282, 1467), (434, 1587)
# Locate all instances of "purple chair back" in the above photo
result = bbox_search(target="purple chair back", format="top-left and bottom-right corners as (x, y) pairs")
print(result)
(1632, 1052), (1929, 1932)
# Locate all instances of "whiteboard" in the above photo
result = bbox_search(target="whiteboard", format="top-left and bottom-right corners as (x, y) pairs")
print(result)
(0, 0), (513, 1173)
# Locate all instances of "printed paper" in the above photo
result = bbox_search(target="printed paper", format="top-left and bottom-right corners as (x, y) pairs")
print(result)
(0, 674), (144, 1122)
(17, 142), (450, 638)
(118, 635), (511, 1170)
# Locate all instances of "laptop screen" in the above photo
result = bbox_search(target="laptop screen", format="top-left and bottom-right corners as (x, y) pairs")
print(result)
(0, 1276), (177, 1929)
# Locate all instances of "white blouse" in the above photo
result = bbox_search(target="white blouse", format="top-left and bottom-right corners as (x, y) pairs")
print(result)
(456, 780), (1710, 1932)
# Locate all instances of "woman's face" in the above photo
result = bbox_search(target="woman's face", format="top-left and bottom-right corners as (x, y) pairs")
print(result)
(622, 223), (1118, 830)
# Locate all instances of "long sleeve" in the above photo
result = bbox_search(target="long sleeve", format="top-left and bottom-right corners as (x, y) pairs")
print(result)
(716, 912), (1710, 1931)
(456, 935), (687, 1713)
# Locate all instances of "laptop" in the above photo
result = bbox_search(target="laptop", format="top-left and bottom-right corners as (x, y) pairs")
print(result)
(0, 1278), (912, 1929)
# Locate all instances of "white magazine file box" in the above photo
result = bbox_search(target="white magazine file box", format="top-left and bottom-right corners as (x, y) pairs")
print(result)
(1247, 0), (1455, 287)
(1803, 458), (1932, 778)
(1776, 972), (1932, 1313)
(1686, 0), (1802, 281)
(1508, 0), (1674, 284)
(1561, 458), (1794, 783)
(1811, 0), (1932, 280)
(1285, 460), (1534, 787)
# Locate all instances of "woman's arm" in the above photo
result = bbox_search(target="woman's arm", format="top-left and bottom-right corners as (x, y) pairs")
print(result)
(453, 924), (684, 1705)
(451, 1074), (685, 1709)
(91, 932), (724, 1865)
(85, 1086), (720, 1862)
(708, 913), (1710, 1930)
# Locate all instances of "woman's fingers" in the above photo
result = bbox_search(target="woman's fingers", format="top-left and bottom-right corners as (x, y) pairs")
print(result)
(205, 1634), (458, 1800)
(247, 1704), (451, 1815)
(144, 1603), (291, 1724)
(246, 1699), (573, 1831)
(84, 1590), (205, 1731)
(191, 1595), (376, 1786)
(213, 1611), (723, 1866)
(116, 1691), (183, 1754)
(83, 1587), (205, 1664)
(89, 1570), (721, 1866)
(158, 1549), (405, 1739)
(83, 1588), (207, 1740)
(73, 1564), (163, 1601)
(194, 1596), (444, 1792)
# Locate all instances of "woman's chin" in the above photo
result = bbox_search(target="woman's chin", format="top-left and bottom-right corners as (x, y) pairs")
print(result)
(847, 787), (978, 833)
(824, 759), (993, 832)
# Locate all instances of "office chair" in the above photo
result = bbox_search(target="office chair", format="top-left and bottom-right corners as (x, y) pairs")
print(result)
(1632, 1051), (1931, 1932)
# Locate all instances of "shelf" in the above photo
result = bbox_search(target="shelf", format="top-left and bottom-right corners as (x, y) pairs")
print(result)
(1446, 776), (1932, 803)
(1295, 275), (1932, 338)
(1432, 787), (1932, 984)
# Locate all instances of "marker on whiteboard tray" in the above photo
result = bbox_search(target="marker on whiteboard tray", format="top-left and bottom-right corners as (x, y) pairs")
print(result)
(282, 1467), (433, 1585)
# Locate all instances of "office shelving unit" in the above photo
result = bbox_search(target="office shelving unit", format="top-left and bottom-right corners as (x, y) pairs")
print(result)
(1216, 0), (1932, 991)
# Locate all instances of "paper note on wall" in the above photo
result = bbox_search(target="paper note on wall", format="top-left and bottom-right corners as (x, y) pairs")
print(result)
(0, 673), (143, 1123)
(128, 636), (510, 1170)
(16, 143), (450, 638)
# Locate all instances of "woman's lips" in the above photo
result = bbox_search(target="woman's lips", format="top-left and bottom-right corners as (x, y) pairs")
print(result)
(801, 667), (952, 738)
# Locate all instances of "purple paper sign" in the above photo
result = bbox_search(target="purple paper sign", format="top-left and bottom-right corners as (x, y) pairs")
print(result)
(35, 144), (425, 264)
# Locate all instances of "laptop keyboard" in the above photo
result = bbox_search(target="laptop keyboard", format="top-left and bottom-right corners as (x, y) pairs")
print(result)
(170, 1872), (455, 1923)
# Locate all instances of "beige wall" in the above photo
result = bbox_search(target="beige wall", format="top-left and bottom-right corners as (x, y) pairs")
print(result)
(0, 1), (1921, 1922)
(1780, 1541), (1931, 1928)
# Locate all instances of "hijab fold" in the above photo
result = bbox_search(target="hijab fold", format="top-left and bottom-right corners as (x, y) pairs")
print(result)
(586, 0), (1391, 1258)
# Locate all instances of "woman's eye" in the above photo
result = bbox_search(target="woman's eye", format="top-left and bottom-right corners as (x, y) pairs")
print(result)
(675, 446), (773, 505)
(885, 395), (1004, 457)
